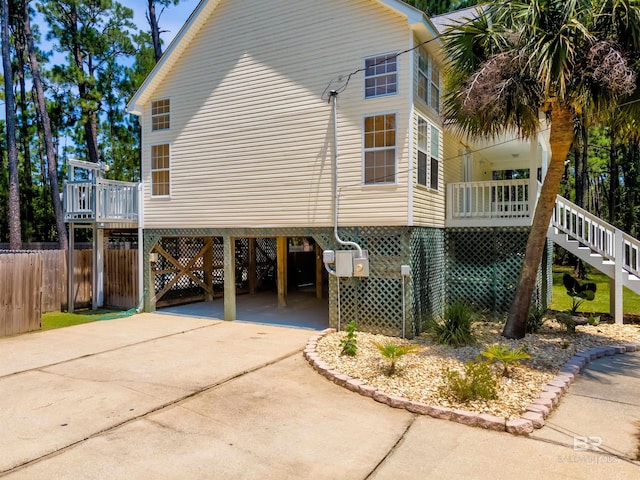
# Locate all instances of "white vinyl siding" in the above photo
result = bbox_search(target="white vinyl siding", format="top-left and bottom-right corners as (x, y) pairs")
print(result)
(151, 99), (170, 131)
(364, 54), (398, 98)
(151, 144), (170, 196)
(139, 0), (413, 229)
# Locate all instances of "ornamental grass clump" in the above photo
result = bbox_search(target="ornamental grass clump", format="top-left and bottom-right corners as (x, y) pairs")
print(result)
(374, 341), (420, 375)
(440, 361), (498, 403)
(426, 301), (476, 346)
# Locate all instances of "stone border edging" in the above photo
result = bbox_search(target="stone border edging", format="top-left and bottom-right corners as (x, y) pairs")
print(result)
(303, 329), (640, 435)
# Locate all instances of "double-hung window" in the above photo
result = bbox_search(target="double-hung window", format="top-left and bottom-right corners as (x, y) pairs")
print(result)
(417, 117), (440, 191)
(152, 99), (170, 131)
(364, 114), (396, 184)
(365, 54), (397, 98)
(151, 144), (170, 196)
(417, 49), (440, 112)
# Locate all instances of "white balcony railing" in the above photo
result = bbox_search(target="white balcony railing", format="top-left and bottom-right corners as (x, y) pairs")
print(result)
(64, 178), (138, 224)
(446, 179), (538, 227)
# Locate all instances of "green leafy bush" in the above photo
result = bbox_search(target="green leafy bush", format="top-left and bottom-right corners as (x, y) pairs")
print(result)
(374, 341), (420, 375)
(426, 301), (476, 346)
(440, 361), (498, 403)
(480, 344), (530, 377)
(340, 320), (358, 356)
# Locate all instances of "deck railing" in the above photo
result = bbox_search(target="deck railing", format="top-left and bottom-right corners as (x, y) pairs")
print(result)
(446, 179), (538, 227)
(553, 195), (640, 279)
(64, 179), (138, 224)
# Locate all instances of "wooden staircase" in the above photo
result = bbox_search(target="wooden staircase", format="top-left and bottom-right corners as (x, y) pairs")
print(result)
(548, 196), (640, 323)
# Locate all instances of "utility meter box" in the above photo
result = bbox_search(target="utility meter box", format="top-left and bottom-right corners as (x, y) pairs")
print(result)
(335, 250), (354, 277)
(353, 253), (369, 277)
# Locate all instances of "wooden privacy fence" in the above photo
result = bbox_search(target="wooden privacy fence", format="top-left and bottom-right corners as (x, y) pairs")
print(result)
(0, 253), (42, 336)
(1, 249), (138, 336)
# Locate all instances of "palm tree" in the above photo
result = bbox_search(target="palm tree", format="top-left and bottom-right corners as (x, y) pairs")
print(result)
(441, 0), (640, 339)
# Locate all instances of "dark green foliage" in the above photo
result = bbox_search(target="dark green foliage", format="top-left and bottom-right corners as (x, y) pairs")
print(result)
(426, 301), (476, 346)
(340, 320), (358, 356)
(402, 0), (478, 16)
(374, 341), (420, 375)
(527, 306), (547, 333)
(563, 274), (596, 301)
(441, 361), (498, 402)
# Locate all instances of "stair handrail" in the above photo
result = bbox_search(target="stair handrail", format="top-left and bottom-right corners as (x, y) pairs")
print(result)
(553, 195), (640, 279)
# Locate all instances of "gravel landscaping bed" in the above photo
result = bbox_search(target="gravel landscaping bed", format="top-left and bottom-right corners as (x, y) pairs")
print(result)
(316, 317), (640, 420)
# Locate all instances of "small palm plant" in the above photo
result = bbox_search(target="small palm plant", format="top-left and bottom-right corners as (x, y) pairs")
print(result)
(480, 345), (530, 377)
(374, 341), (420, 375)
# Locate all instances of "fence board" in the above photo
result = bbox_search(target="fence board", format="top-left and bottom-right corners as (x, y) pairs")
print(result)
(0, 253), (42, 336)
(41, 250), (67, 312)
(105, 250), (138, 309)
(73, 250), (92, 309)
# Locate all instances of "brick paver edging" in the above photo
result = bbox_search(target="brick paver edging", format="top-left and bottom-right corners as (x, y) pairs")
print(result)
(303, 329), (640, 435)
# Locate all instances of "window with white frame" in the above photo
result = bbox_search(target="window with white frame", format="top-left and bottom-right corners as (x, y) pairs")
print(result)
(417, 49), (440, 112)
(417, 117), (440, 190)
(151, 99), (170, 131)
(364, 114), (396, 184)
(151, 144), (170, 196)
(365, 54), (397, 98)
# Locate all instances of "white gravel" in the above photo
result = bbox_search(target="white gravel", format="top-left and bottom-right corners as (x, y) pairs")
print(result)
(316, 318), (640, 420)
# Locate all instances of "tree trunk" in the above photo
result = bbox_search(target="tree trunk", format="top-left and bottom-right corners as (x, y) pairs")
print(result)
(2, 0), (22, 250)
(503, 105), (575, 339)
(23, 0), (68, 249)
(148, 0), (162, 62)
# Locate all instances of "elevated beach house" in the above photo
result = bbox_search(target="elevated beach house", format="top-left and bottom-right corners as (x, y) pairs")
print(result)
(123, 0), (556, 336)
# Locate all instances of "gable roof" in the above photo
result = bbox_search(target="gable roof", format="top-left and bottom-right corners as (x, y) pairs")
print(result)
(127, 0), (439, 115)
(430, 5), (482, 34)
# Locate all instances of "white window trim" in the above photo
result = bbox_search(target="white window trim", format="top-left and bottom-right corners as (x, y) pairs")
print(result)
(416, 115), (441, 192)
(363, 52), (399, 100)
(151, 98), (171, 132)
(362, 112), (398, 186)
(150, 143), (171, 198)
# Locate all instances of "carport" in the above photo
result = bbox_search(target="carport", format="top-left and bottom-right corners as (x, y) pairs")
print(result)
(148, 235), (328, 329)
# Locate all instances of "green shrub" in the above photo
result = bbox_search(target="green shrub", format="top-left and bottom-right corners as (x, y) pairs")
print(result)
(527, 306), (547, 333)
(340, 320), (358, 356)
(426, 301), (476, 346)
(480, 344), (530, 377)
(440, 361), (498, 403)
(374, 341), (420, 375)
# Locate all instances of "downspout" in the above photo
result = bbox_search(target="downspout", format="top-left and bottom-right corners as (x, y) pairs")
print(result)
(329, 90), (364, 259)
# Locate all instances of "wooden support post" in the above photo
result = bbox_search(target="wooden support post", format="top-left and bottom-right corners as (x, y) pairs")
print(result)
(204, 237), (213, 302)
(248, 238), (257, 294)
(92, 225), (104, 310)
(223, 236), (236, 321)
(315, 243), (323, 299)
(68, 223), (75, 313)
(611, 229), (624, 324)
(277, 236), (287, 308)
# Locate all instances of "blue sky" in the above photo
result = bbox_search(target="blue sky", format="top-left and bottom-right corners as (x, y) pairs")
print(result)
(128, 0), (201, 48)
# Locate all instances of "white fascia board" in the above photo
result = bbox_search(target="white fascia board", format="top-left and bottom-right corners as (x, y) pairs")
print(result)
(127, 0), (220, 116)
(377, 0), (440, 44)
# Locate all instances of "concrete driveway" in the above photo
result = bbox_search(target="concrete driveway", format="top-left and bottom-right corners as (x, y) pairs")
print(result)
(1, 314), (638, 479)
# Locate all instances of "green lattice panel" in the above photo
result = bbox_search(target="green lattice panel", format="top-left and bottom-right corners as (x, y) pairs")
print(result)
(411, 228), (445, 334)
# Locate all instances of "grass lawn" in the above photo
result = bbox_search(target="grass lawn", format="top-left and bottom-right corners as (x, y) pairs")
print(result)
(550, 265), (640, 316)
(41, 309), (122, 331)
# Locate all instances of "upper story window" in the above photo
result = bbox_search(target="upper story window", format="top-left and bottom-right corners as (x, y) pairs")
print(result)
(417, 117), (440, 191)
(417, 49), (440, 112)
(151, 144), (170, 196)
(364, 114), (396, 184)
(151, 99), (170, 131)
(365, 54), (397, 98)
